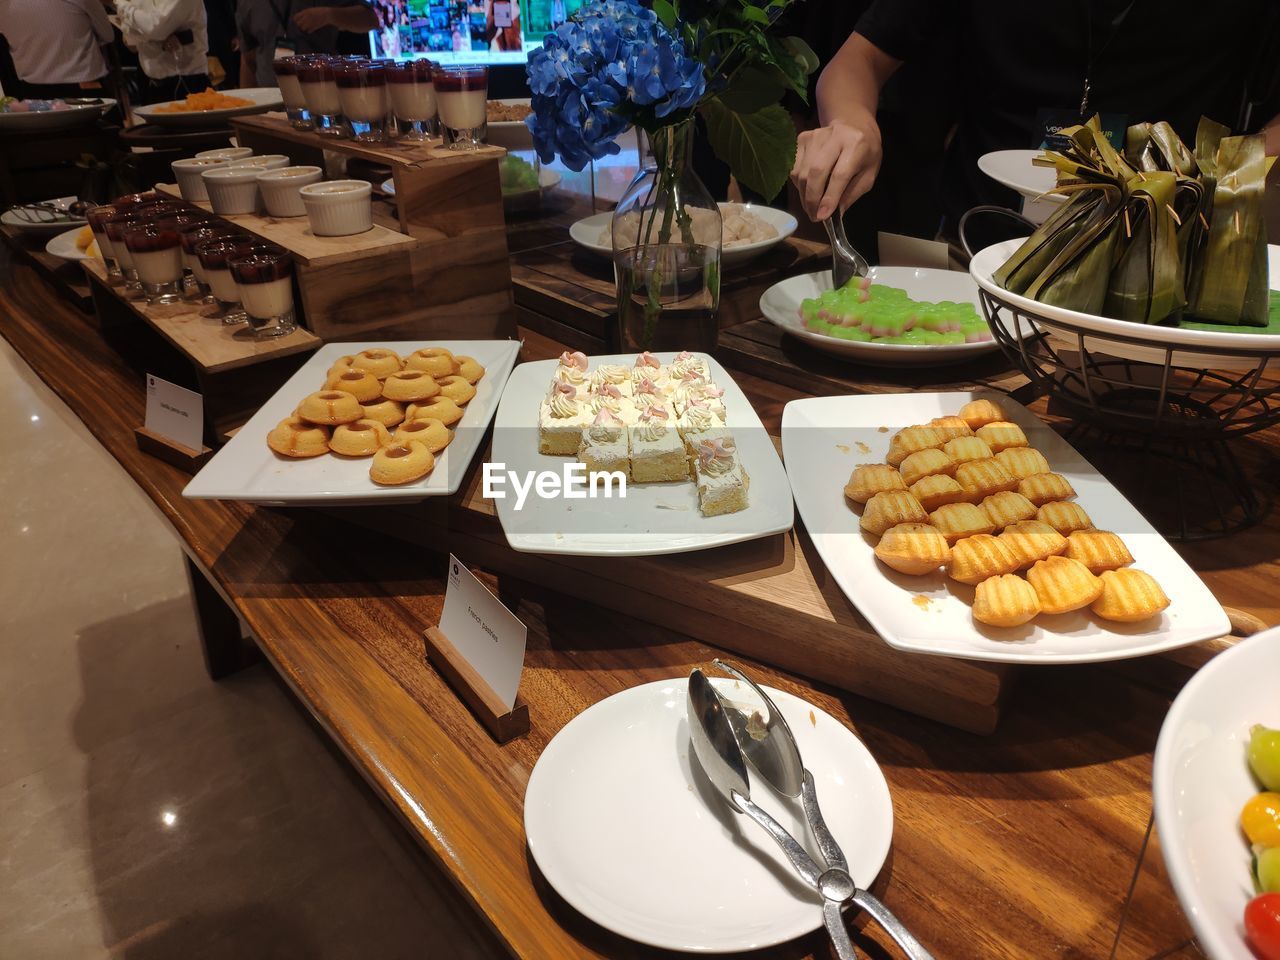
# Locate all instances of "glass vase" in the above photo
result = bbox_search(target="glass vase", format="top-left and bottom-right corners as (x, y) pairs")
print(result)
(612, 120), (721, 353)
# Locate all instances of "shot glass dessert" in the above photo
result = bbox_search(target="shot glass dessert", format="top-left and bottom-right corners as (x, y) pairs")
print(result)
(123, 221), (185, 304)
(229, 246), (297, 338)
(179, 222), (235, 302)
(197, 237), (257, 324)
(434, 65), (488, 150)
(387, 59), (436, 141)
(299, 180), (373, 236)
(272, 56), (312, 129)
(335, 60), (389, 142)
(297, 58), (344, 137)
(103, 212), (145, 295)
(257, 165), (323, 218)
(85, 205), (123, 279)
(151, 211), (208, 296)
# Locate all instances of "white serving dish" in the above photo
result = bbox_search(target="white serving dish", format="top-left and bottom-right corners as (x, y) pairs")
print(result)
(970, 241), (1280, 370)
(184, 340), (520, 505)
(484, 98), (532, 150)
(2, 196), (86, 237)
(524, 677), (893, 953)
(134, 88), (283, 128)
(45, 226), (98, 261)
(0, 98), (115, 132)
(300, 179), (372, 236)
(202, 164), (265, 215)
(759, 267), (1011, 366)
(569, 202), (797, 268)
(257, 165), (323, 218)
(490, 352), (793, 556)
(976, 149), (1063, 200)
(1153, 626), (1280, 960)
(196, 146), (253, 162)
(172, 156), (229, 201)
(780, 390), (1230, 664)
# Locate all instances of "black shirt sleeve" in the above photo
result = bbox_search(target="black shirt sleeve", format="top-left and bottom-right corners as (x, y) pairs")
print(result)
(855, 0), (955, 63)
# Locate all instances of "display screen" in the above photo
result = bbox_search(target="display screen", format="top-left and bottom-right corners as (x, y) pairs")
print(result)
(368, 0), (589, 64)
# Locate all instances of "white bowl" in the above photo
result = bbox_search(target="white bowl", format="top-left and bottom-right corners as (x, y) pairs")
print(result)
(196, 146), (253, 162)
(202, 164), (265, 215)
(1153, 626), (1280, 960)
(299, 179), (372, 236)
(225, 153), (290, 172)
(171, 156), (229, 201)
(569, 202), (797, 268)
(257, 165), (323, 218)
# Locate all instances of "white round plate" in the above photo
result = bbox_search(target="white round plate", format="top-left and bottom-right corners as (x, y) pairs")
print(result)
(760, 266), (1004, 366)
(570, 203), (797, 269)
(380, 166), (560, 200)
(0, 98), (115, 132)
(1153, 626), (1280, 960)
(971, 240), (1280, 369)
(45, 226), (98, 261)
(485, 97), (532, 150)
(2, 196), (86, 237)
(524, 677), (893, 953)
(134, 88), (283, 127)
(977, 149), (1061, 199)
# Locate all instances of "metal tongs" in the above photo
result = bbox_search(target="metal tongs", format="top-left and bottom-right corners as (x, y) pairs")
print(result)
(687, 661), (934, 960)
(823, 214), (870, 289)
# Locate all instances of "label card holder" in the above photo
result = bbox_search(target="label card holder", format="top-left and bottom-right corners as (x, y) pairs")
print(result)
(145, 374), (204, 452)
(425, 555), (530, 742)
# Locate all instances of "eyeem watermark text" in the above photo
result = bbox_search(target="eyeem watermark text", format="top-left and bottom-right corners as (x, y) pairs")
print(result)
(483, 461), (627, 510)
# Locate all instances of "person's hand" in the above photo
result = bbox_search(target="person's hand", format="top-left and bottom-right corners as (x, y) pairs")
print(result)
(791, 114), (883, 222)
(293, 7), (335, 32)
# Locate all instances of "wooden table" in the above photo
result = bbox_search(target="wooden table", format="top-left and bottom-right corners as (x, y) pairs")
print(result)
(3, 246), (1277, 960)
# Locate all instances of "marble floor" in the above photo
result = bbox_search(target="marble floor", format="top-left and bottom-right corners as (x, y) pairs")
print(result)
(0, 336), (505, 958)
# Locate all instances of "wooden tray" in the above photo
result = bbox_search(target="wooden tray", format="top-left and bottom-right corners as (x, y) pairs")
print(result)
(0, 224), (93, 312)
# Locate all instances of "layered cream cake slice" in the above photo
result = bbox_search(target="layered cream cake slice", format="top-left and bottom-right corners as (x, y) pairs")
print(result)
(693, 435), (750, 517)
(629, 403), (688, 483)
(589, 362), (634, 397)
(538, 382), (592, 455)
(551, 349), (591, 391)
(586, 387), (641, 426)
(666, 350), (711, 383)
(675, 399), (729, 455)
(674, 380), (728, 420)
(577, 407), (631, 480)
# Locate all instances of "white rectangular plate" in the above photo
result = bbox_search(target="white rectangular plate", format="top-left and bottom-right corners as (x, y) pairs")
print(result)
(184, 340), (520, 505)
(491, 352), (793, 556)
(781, 391), (1230, 664)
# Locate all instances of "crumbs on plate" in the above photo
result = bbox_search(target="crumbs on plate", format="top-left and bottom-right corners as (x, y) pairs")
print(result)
(911, 594), (932, 610)
(809, 709), (816, 727)
(855, 441), (871, 454)
(835, 443), (850, 454)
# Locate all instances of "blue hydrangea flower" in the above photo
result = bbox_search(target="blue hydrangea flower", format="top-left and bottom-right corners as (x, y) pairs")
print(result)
(525, 0), (706, 170)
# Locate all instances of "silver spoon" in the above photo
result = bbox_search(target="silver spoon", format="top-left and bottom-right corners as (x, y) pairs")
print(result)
(706, 662), (937, 960)
(687, 668), (858, 960)
(823, 214), (870, 289)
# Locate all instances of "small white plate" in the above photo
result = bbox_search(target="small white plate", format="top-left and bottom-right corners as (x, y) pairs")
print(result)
(759, 267), (1007, 366)
(0, 98), (115, 132)
(134, 87), (283, 128)
(2, 196), (86, 237)
(569, 203), (798, 268)
(491, 352), (793, 556)
(1154, 626), (1280, 960)
(524, 677), (893, 953)
(780, 390), (1230, 664)
(970, 241), (1280, 369)
(184, 340), (519, 505)
(977, 149), (1062, 199)
(45, 226), (98, 261)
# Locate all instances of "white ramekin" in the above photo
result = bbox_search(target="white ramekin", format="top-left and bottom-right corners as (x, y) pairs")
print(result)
(224, 154), (291, 173)
(202, 165), (264, 215)
(299, 179), (373, 236)
(171, 156), (229, 201)
(257, 165), (323, 218)
(196, 146), (254, 162)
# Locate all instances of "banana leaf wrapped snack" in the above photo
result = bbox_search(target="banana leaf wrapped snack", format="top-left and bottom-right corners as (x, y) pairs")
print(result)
(994, 115), (1269, 329)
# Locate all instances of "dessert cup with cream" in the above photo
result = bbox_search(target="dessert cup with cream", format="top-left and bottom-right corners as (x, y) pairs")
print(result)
(151, 212), (208, 297)
(179, 222), (235, 302)
(297, 58), (345, 136)
(201, 158), (288, 215)
(299, 179), (373, 236)
(229, 246), (297, 338)
(387, 59), (437, 140)
(85, 205), (122, 279)
(435, 65), (488, 150)
(196, 237), (257, 324)
(257, 165), (324, 218)
(172, 156), (230, 202)
(123, 222), (184, 304)
(272, 56), (312, 129)
(335, 61), (389, 142)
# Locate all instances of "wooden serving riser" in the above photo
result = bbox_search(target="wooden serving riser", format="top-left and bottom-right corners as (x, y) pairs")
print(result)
(227, 113), (517, 341)
(82, 258), (319, 442)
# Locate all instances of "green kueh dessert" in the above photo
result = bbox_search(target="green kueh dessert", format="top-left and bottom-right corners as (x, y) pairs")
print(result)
(800, 276), (992, 345)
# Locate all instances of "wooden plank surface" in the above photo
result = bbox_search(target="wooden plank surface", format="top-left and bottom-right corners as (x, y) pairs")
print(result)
(154, 183), (418, 266)
(82, 258), (321, 373)
(0, 223), (93, 310)
(6, 250), (1280, 960)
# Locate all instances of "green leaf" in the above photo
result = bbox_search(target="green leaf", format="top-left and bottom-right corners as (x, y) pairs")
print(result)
(741, 5), (770, 24)
(780, 36), (820, 77)
(653, 0), (676, 29)
(764, 34), (809, 95)
(700, 99), (797, 200)
(717, 64), (786, 114)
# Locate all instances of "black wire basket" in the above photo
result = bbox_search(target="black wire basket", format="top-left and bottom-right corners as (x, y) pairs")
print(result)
(976, 286), (1280, 540)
